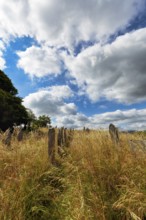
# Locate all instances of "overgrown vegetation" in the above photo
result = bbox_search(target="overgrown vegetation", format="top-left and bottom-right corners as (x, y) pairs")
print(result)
(0, 129), (146, 219)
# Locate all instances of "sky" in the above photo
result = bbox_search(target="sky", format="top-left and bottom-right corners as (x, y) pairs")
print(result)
(0, 0), (146, 130)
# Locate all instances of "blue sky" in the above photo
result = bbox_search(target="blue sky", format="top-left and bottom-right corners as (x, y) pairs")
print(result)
(0, 0), (146, 130)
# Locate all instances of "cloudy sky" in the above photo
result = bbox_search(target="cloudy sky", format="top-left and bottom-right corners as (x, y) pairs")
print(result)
(1, 0), (146, 130)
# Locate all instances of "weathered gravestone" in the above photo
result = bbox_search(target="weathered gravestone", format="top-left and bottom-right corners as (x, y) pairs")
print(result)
(83, 127), (90, 133)
(64, 128), (68, 146)
(48, 128), (56, 164)
(3, 128), (13, 147)
(129, 140), (146, 152)
(58, 127), (65, 147)
(57, 128), (62, 147)
(17, 128), (23, 141)
(68, 129), (74, 143)
(109, 123), (120, 145)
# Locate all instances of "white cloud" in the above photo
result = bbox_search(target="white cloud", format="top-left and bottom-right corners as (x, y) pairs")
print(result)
(0, 0), (31, 42)
(0, 41), (5, 50)
(53, 108), (146, 131)
(0, 0), (144, 47)
(0, 55), (6, 70)
(63, 28), (146, 104)
(89, 109), (146, 130)
(0, 41), (6, 69)
(17, 46), (62, 78)
(38, 85), (74, 100)
(23, 85), (146, 130)
(28, 0), (144, 47)
(54, 113), (89, 128)
(23, 85), (76, 116)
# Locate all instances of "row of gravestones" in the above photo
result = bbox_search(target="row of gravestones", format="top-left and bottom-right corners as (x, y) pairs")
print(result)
(2, 127), (24, 146)
(48, 124), (120, 165)
(1, 126), (47, 147)
(2, 125), (91, 149)
(48, 127), (74, 164)
(83, 127), (90, 133)
(48, 125), (120, 165)
(1, 126), (74, 148)
(2, 123), (146, 155)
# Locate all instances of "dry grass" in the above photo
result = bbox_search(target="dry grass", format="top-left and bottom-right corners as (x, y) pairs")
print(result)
(69, 130), (146, 219)
(0, 130), (49, 219)
(0, 129), (146, 220)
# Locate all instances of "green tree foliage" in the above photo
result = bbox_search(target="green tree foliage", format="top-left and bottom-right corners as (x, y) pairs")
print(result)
(0, 70), (29, 131)
(0, 70), (17, 95)
(26, 109), (51, 129)
(37, 115), (51, 127)
(27, 109), (36, 122)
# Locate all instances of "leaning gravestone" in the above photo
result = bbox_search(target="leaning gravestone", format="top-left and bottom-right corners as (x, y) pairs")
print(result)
(17, 128), (23, 141)
(3, 128), (12, 147)
(109, 123), (119, 145)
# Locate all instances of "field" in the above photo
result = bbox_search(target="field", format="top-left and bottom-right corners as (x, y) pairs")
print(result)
(0, 129), (146, 220)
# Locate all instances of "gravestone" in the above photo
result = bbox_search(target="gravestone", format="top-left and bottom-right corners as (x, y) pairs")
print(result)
(109, 123), (119, 145)
(3, 128), (12, 147)
(17, 128), (23, 141)
(129, 140), (146, 152)
(48, 128), (56, 164)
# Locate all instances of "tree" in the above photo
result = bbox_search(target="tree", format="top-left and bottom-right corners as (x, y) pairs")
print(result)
(26, 110), (51, 129)
(26, 108), (37, 124)
(0, 70), (17, 95)
(0, 70), (29, 131)
(36, 115), (51, 128)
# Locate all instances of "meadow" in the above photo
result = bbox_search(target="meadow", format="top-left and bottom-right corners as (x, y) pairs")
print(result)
(0, 129), (146, 220)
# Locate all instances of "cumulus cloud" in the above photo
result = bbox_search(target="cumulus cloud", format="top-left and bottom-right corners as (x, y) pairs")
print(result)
(17, 46), (62, 78)
(38, 85), (73, 100)
(54, 113), (89, 128)
(53, 108), (146, 131)
(0, 41), (6, 69)
(0, 0), (144, 47)
(28, 0), (144, 47)
(23, 85), (76, 116)
(63, 28), (146, 104)
(89, 109), (146, 130)
(23, 83), (146, 130)
(0, 0), (31, 41)
(0, 55), (6, 70)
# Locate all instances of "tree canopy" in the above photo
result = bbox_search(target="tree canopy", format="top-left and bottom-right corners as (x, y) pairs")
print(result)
(27, 111), (51, 129)
(0, 70), (29, 131)
(0, 70), (18, 95)
(37, 115), (51, 127)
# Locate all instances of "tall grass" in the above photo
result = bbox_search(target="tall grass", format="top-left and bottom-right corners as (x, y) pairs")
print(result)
(0, 131), (49, 219)
(0, 129), (146, 219)
(69, 130), (146, 219)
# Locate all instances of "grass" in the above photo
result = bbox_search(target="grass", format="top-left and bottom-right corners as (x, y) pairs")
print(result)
(0, 129), (146, 219)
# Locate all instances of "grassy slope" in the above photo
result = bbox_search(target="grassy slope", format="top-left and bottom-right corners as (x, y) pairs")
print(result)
(0, 130), (146, 220)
